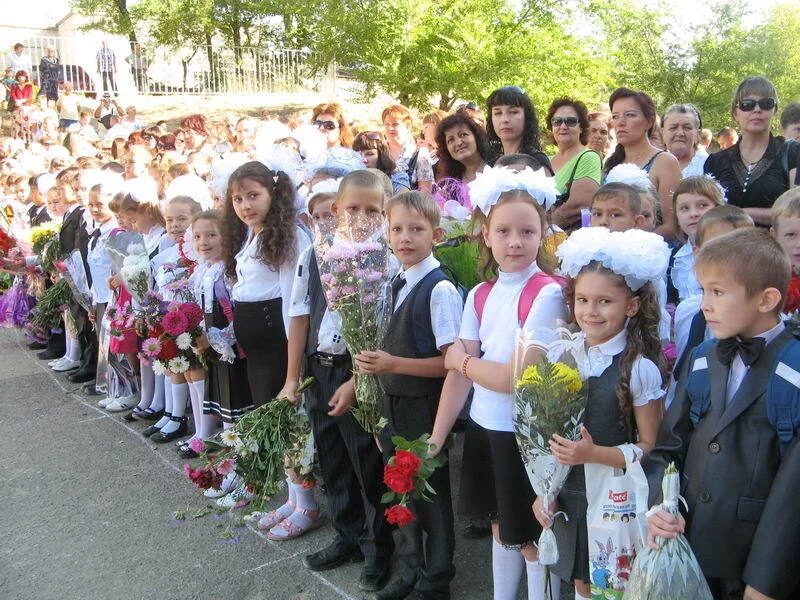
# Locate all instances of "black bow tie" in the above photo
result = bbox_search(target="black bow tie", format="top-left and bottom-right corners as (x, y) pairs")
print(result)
(391, 274), (406, 308)
(716, 336), (766, 367)
(89, 227), (102, 249)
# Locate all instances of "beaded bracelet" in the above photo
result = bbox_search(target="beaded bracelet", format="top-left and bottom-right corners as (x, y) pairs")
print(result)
(461, 354), (473, 378)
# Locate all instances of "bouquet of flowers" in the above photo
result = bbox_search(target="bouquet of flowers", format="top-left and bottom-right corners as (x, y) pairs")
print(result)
(105, 301), (136, 341)
(512, 328), (586, 567)
(105, 231), (152, 303)
(188, 377), (316, 509)
(623, 464), (713, 600)
(314, 214), (393, 433)
(0, 226), (15, 256)
(53, 251), (92, 313)
(141, 300), (206, 375)
(30, 221), (60, 256)
(381, 434), (447, 526)
(29, 278), (71, 331)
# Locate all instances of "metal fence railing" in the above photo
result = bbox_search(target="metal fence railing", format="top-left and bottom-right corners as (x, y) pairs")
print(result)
(2, 36), (336, 98)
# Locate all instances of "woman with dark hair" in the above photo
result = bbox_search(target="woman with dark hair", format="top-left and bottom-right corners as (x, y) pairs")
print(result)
(546, 97), (602, 231)
(705, 76), (799, 226)
(486, 85), (553, 175)
(435, 112), (491, 183)
(352, 130), (410, 193)
(605, 87), (681, 238)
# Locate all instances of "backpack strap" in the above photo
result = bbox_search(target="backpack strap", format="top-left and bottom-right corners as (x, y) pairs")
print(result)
(767, 337), (800, 457)
(475, 272), (566, 326)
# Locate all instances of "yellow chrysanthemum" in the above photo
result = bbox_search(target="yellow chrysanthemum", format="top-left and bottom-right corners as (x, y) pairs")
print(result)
(551, 362), (583, 394)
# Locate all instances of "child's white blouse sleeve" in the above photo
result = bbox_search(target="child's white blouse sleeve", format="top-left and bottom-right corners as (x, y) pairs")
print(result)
(287, 245), (313, 318)
(630, 356), (666, 407)
(429, 280), (464, 350)
(458, 286), (480, 342)
(279, 227), (312, 328)
(522, 283), (568, 337)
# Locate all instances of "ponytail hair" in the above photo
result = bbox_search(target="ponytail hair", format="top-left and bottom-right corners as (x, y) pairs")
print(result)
(222, 160), (297, 279)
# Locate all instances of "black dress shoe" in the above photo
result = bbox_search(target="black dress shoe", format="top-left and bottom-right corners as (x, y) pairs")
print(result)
(82, 382), (101, 396)
(150, 417), (188, 443)
(122, 409), (141, 422)
(68, 370), (96, 384)
(135, 408), (164, 421)
(359, 559), (391, 592)
(376, 575), (417, 600)
(142, 414), (169, 438)
(405, 590), (450, 600)
(37, 347), (63, 360)
(28, 341), (47, 350)
(177, 444), (199, 459)
(303, 541), (364, 571)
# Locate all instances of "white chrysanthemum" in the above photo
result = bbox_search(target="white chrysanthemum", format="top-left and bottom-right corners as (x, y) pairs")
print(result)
(168, 356), (190, 373)
(469, 165), (558, 215)
(151, 360), (167, 376)
(605, 163), (653, 191)
(556, 227), (670, 291)
(220, 429), (242, 448)
(176, 332), (193, 350)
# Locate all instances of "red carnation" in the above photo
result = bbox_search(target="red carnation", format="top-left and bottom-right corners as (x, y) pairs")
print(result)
(162, 310), (190, 336)
(384, 464), (415, 495)
(394, 450), (421, 477)
(159, 338), (179, 360)
(184, 464), (222, 490)
(179, 302), (204, 329)
(148, 324), (164, 338)
(385, 504), (415, 526)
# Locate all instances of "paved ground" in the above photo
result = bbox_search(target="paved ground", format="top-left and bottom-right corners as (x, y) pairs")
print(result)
(0, 328), (503, 600)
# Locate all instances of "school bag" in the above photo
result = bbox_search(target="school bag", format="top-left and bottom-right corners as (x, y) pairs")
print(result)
(685, 331), (800, 457)
(474, 271), (566, 326)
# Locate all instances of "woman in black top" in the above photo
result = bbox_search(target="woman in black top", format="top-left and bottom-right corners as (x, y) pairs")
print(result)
(704, 76), (799, 226)
(486, 86), (553, 175)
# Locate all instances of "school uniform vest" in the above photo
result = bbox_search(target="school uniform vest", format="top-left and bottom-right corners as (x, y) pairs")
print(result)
(554, 352), (634, 582)
(305, 250), (330, 358)
(378, 269), (448, 397)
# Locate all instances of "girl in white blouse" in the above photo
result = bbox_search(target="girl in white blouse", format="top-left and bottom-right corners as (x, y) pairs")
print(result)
(222, 160), (311, 406)
(429, 167), (567, 600)
(537, 227), (668, 599)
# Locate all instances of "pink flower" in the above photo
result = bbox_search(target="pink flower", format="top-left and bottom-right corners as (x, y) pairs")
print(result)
(182, 463), (193, 478)
(166, 301), (181, 312)
(141, 337), (162, 357)
(188, 437), (205, 453)
(216, 458), (236, 475)
(179, 302), (204, 329)
(162, 310), (190, 336)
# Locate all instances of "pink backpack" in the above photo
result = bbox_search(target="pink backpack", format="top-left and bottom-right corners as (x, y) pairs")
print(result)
(474, 272), (566, 326)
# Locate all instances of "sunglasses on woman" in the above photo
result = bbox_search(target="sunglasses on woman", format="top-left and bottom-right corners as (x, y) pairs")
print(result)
(739, 98), (776, 112)
(313, 119), (338, 131)
(355, 131), (384, 142)
(551, 116), (579, 128)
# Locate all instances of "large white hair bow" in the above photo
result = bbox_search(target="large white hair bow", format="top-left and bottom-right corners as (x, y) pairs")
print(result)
(556, 227), (671, 291)
(468, 165), (558, 215)
(605, 163), (653, 191)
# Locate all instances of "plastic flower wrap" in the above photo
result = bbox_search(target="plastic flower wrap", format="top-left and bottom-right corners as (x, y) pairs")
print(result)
(53, 250), (92, 313)
(314, 213), (393, 433)
(191, 377), (316, 509)
(381, 434), (447, 527)
(623, 464), (713, 600)
(432, 177), (473, 221)
(104, 231), (152, 303)
(512, 327), (587, 566)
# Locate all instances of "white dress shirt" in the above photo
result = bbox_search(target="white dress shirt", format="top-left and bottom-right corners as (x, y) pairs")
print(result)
(460, 263), (568, 432)
(574, 329), (665, 407)
(142, 224), (165, 257)
(392, 254), (463, 350)
(671, 243), (701, 303)
(86, 220), (117, 304)
(232, 225), (312, 331)
(726, 321), (785, 405)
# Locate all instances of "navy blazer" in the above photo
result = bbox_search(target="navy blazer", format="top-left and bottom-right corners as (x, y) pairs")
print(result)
(643, 328), (800, 598)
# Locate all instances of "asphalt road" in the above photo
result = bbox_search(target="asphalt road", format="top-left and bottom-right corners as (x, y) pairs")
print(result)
(0, 328), (580, 600)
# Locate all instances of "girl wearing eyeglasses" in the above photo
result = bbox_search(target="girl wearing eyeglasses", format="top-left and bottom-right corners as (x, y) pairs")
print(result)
(546, 97), (602, 232)
(352, 130), (410, 194)
(604, 87), (682, 240)
(311, 102), (354, 149)
(705, 76), (799, 226)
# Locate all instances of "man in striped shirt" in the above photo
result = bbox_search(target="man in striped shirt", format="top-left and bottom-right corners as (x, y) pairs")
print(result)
(95, 41), (117, 92)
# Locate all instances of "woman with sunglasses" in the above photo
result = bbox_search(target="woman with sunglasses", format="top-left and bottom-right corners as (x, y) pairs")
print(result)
(705, 76), (799, 226)
(352, 130), (410, 194)
(311, 102), (354, 149)
(662, 103), (707, 178)
(486, 85), (553, 175)
(604, 87), (682, 239)
(546, 97), (602, 231)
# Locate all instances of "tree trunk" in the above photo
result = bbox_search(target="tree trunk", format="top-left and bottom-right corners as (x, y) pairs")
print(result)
(115, 0), (139, 49)
(439, 92), (454, 111)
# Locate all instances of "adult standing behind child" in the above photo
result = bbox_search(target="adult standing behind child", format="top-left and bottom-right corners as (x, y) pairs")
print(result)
(645, 228), (800, 600)
(355, 191), (464, 600)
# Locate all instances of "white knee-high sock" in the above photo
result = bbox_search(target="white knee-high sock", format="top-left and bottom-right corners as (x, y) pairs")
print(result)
(492, 539), (524, 600)
(526, 559), (561, 600)
(191, 380), (217, 439)
(149, 374), (165, 412)
(67, 333), (81, 361)
(291, 482), (318, 511)
(160, 382), (188, 434)
(138, 362), (155, 409)
(154, 378), (172, 428)
(187, 379), (203, 436)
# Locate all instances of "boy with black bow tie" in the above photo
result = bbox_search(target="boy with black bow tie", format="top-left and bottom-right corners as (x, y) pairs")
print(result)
(644, 228), (800, 600)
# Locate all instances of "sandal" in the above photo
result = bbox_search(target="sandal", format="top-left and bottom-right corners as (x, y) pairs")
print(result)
(266, 508), (325, 541)
(256, 501), (296, 531)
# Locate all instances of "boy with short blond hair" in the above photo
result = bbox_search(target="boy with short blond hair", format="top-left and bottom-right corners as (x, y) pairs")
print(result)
(355, 190), (463, 600)
(772, 188), (800, 314)
(645, 228), (800, 600)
